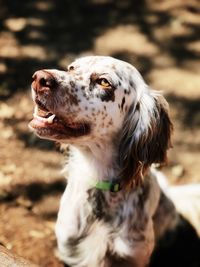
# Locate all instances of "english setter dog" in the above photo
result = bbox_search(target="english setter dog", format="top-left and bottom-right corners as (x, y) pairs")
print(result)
(29, 56), (199, 267)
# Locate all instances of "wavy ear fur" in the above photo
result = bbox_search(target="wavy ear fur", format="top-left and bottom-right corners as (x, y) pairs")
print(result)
(119, 88), (173, 188)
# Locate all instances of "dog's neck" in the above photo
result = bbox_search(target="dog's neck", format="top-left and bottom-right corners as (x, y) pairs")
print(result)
(65, 140), (120, 187)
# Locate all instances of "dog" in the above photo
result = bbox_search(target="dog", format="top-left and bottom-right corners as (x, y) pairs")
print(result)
(29, 56), (199, 267)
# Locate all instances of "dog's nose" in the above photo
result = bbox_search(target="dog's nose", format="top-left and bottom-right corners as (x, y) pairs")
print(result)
(32, 70), (57, 93)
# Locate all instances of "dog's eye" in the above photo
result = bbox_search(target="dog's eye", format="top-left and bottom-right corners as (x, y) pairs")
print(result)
(96, 78), (111, 88)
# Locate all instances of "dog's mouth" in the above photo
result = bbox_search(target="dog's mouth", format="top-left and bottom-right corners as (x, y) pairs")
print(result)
(29, 99), (90, 140)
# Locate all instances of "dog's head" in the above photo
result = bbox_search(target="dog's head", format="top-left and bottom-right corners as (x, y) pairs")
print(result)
(30, 56), (172, 185)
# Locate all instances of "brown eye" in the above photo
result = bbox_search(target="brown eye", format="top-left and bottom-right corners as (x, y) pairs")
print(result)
(96, 78), (111, 88)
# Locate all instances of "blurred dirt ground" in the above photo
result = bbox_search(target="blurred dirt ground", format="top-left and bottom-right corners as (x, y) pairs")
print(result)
(0, 0), (200, 266)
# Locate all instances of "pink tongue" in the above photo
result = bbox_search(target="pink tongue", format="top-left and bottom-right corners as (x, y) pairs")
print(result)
(31, 116), (48, 127)
(31, 112), (57, 127)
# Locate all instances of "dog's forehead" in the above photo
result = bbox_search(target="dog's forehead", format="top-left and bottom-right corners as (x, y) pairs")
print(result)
(70, 56), (133, 77)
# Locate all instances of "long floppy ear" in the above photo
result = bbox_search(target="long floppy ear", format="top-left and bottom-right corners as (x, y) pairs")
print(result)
(118, 88), (173, 188)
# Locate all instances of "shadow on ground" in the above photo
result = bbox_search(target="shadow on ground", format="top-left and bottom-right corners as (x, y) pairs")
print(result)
(167, 94), (200, 128)
(0, 179), (65, 203)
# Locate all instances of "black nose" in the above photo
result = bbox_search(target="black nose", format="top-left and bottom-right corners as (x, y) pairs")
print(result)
(32, 70), (57, 92)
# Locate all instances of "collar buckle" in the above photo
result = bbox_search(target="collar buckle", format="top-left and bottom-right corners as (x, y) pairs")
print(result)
(110, 181), (122, 193)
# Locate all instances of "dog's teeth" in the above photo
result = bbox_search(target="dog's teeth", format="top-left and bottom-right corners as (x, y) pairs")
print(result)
(47, 114), (56, 124)
(33, 105), (39, 116)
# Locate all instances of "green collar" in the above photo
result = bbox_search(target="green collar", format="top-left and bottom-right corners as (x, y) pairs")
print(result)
(94, 180), (122, 193)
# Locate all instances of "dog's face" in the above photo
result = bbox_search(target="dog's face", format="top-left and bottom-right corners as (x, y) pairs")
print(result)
(29, 56), (138, 143)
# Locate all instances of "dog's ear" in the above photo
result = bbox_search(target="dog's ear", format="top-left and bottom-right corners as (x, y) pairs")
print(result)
(119, 89), (173, 188)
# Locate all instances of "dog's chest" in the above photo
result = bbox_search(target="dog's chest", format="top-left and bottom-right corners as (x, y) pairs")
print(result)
(56, 185), (150, 267)
(57, 187), (122, 240)
(56, 187), (119, 266)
